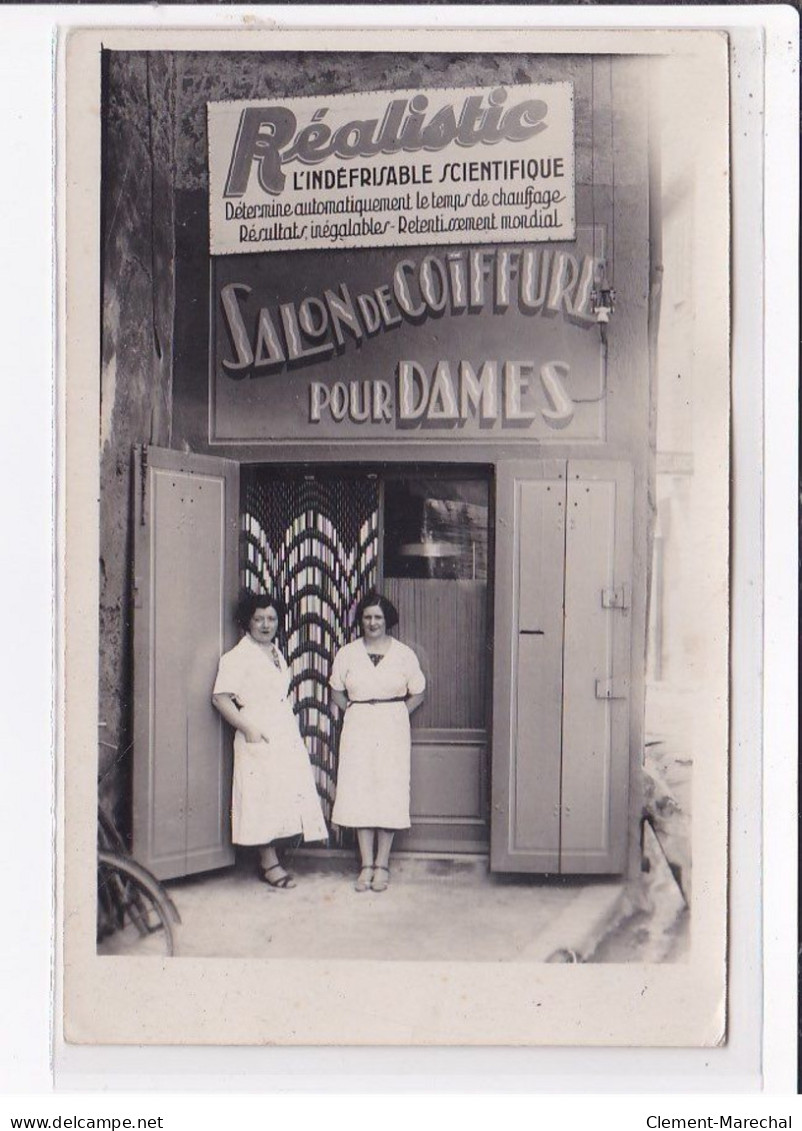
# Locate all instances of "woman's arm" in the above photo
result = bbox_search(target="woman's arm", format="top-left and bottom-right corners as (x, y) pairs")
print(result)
(211, 693), (267, 743)
(406, 692), (425, 716)
(330, 688), (348, 713)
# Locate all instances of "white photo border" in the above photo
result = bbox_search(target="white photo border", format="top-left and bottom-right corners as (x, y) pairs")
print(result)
(0, 0), (794, 1096)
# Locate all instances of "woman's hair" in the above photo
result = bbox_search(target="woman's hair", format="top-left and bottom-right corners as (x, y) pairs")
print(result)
(234, 590), (286, 632)
(355, 590), (399, 631)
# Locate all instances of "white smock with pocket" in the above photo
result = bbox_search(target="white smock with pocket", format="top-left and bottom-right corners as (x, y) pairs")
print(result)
(214, 634), (328, 845)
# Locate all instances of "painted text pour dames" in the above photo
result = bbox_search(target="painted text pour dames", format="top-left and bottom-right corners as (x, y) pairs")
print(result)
(223, 88), (551, 197)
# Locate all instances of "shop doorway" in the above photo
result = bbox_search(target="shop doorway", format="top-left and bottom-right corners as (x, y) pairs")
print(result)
(239, 465), (492, 855)
(130, 448), (634, 882)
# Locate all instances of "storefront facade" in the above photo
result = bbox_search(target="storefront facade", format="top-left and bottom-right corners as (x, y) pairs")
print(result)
(100, 51), (654, 884)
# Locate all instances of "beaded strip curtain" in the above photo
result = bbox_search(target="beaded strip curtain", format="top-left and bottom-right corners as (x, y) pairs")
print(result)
(241, 470), (380, 836)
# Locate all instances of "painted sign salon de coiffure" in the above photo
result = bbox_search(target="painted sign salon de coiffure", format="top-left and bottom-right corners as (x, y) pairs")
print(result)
(207, 83), (607, 443)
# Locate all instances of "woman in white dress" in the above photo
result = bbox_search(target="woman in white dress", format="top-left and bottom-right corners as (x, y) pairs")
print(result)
(330, 592), (426, 892)
(212, 593), (328, 888)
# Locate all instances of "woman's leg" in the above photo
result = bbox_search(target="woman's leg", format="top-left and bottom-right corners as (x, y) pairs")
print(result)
(258, 842), (296, 887)
(259, 842), (280, 871)
(371, 829), (394, 891)
(375, 828), (394, 869)
(354, 828), (376, 891)
(356, 828), (376, 867)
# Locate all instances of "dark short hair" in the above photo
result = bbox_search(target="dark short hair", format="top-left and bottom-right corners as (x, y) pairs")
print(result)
(235, 590), (286, 632)
(355, 591), (399, 631)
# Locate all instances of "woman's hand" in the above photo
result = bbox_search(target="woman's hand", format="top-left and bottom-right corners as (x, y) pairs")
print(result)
(406, 692), (425, 716)
(330, 689), (348, 713)
(242, 724), (269, 744)
(212, 693), (268, 743)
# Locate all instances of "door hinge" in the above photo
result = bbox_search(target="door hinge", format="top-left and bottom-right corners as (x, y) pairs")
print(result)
(601, 584), (629, 610)
(595, 677), (629, 700)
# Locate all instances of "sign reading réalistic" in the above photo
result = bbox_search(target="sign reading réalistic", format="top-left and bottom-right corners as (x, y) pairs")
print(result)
(208, 83), (575, 255)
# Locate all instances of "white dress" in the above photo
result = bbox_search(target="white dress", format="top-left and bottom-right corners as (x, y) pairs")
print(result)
(213, 635), (328, 846)
(330, 639), (426, 829)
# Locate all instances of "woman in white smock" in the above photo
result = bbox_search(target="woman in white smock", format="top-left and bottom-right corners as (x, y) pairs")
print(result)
(330, 592), (426, 892)
(212, 593), (327, 888)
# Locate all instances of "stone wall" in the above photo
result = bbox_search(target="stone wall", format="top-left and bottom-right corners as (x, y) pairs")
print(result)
(98, 52), (176, 823)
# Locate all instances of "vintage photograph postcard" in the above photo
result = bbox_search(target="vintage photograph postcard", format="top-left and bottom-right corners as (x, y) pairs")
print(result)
(60, 24), (730, 1046)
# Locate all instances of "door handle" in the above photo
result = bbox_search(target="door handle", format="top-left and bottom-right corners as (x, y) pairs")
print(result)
(595, 677), (629, 700)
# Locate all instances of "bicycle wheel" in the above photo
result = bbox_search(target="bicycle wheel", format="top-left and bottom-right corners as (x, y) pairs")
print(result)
(97, 851), (180, 956)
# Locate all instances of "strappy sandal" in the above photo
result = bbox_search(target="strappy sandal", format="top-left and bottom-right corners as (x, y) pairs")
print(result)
(259, 863), (296, 890)
(371, 866), (390, 893)
(355, 865), (374, 892)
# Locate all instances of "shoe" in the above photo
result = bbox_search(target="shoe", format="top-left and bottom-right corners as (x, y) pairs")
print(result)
(259, 863), (296, 889)
(355, 866), (374, 892)
(371, 866), (390, 892)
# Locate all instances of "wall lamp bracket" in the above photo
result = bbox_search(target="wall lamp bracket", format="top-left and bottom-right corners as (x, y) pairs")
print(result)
(591, 285), (616, 346)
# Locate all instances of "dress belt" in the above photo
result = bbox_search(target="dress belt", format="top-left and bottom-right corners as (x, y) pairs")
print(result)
(346, 696), (407, 707)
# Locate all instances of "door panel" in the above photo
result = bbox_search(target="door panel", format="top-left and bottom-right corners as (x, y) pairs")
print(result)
(491, 459), (634, 875)
(386, 578), (487, 730)
(560, 461), (633, 873)
(133, 446), (239, 880)
(491, 461), (567, 873)
(385, 575), (489, 851)
(409, 732), (486, 818)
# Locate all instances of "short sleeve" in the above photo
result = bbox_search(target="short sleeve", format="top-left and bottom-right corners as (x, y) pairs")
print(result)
(405, 646), (426, 696)
(329, 646), (348, 692)
(213, 646), (242, 697)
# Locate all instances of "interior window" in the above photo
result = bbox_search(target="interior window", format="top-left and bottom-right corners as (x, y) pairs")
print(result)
(383, 477), (489, 581)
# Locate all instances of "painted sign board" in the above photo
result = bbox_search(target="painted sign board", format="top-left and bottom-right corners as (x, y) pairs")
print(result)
(210, 228), (607, 444)
(208, 84), (576, 256)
